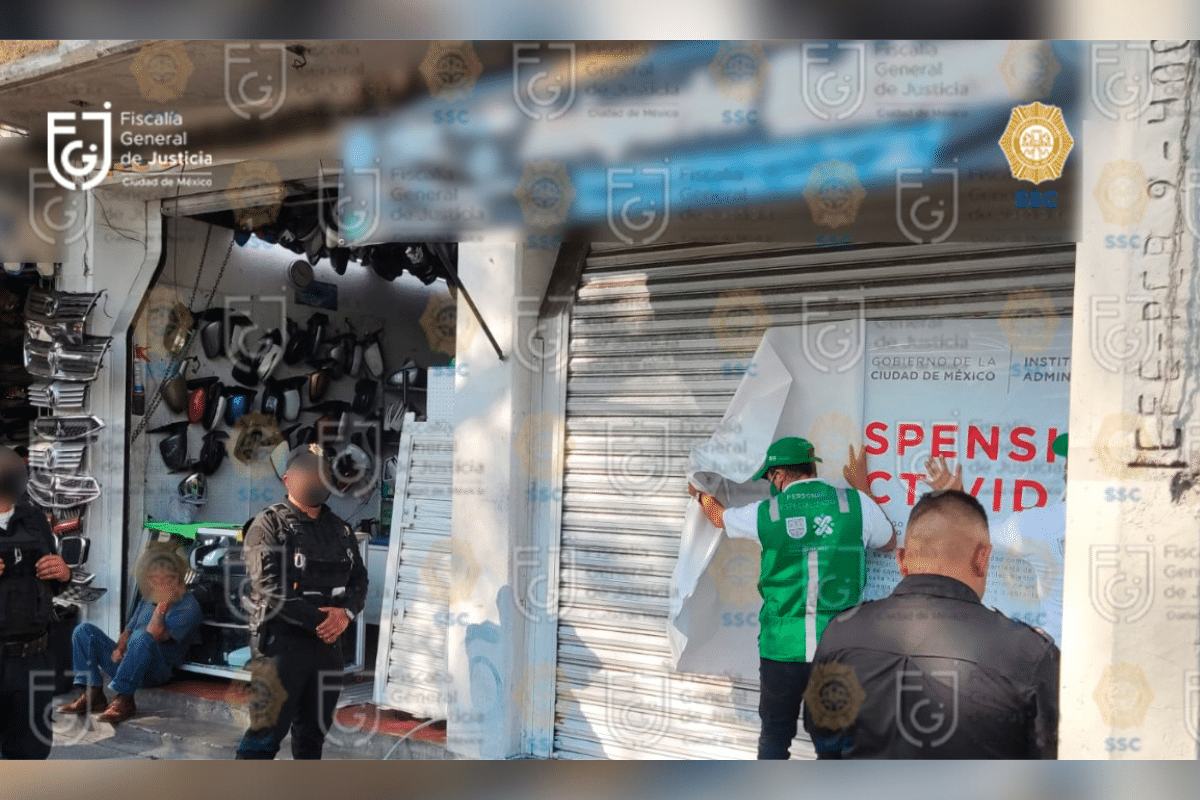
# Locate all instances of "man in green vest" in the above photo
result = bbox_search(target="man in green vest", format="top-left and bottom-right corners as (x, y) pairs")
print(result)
(689, 437), (896, 759)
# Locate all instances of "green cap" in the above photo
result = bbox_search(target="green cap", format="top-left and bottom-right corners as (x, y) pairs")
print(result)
(1051, 432), (1068, 458)
(752, 437), (823, 480)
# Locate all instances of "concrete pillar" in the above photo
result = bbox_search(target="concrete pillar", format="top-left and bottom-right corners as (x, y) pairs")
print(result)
(445, 242), (558, 758)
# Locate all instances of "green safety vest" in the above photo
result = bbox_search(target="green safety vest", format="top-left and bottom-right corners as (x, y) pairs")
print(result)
(755, 480), (866, 661)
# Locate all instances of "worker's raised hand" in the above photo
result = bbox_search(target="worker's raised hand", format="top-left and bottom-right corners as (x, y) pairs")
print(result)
(922, 456), (964, 492)
(843, 444), (872, 496)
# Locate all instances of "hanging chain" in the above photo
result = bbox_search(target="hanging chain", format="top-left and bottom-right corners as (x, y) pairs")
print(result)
(130, 231), (235, 443)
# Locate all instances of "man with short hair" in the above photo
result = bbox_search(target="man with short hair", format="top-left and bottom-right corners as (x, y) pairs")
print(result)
(235, 443), (368, 759)
(59, 549), (201, 723)
(690, 437), (896, 759)
(802, 489), (1060, 759)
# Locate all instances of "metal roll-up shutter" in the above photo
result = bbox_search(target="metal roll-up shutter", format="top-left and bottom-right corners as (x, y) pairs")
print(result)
(374, 417), (454, 719)
(552, 241), (1076, 759)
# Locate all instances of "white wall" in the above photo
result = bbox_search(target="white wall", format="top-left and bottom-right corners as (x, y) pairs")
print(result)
(132, 214), (449, 536)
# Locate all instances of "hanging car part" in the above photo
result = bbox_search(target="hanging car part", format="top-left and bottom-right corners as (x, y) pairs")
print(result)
(178, 472), (208, 505)
(150, 420), (191, 472)
(31, 415), (105, 441)
(283, 318), (309, 365)
(352, 378), (378, 415)
(28, 441), (87, 473)
(27, 380), (88, 410)
(24, 335), (112, 381)
(26, 471), (102, 508)
(160, 355), (198, 414)
(195, 430), (228, 476)
(223, 386), (257, 427)
(163, 302), (195, 355)
(362, 329), (384, 379)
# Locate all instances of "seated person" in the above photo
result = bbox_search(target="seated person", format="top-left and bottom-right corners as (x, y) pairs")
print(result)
(59, 549), (201, 723)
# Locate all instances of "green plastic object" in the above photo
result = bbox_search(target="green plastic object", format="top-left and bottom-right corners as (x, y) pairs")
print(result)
(143, 520), (242, 540)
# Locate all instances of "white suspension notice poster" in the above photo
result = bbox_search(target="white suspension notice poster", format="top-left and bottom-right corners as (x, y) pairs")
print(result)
(669, 314), (1071, 679)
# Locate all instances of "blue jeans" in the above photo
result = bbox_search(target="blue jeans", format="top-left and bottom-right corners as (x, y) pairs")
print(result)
(71, 623), (173, 696)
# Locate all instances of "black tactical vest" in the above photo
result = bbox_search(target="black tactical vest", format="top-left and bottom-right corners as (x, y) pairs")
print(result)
(0, 508), (56, 641)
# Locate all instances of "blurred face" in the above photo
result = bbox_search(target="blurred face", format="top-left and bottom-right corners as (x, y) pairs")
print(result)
(284, 467), (331, 508)
(146, 565), (183, 602)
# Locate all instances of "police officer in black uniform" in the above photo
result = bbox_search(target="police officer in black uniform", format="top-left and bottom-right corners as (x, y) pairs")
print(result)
(0, 446), (72, 759)
(235, 443), (368, 759)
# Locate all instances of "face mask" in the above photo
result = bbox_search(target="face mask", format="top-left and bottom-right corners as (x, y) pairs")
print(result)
(769, 481), (781, 497)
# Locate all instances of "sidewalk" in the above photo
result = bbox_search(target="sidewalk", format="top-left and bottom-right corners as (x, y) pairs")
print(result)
(48, 674), (453, 760)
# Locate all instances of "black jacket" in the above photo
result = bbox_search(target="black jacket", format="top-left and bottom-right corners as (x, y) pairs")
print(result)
(0, 503), (67, 642)
(803, 573), (1059, 759)
(242, 500), (368, 652)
